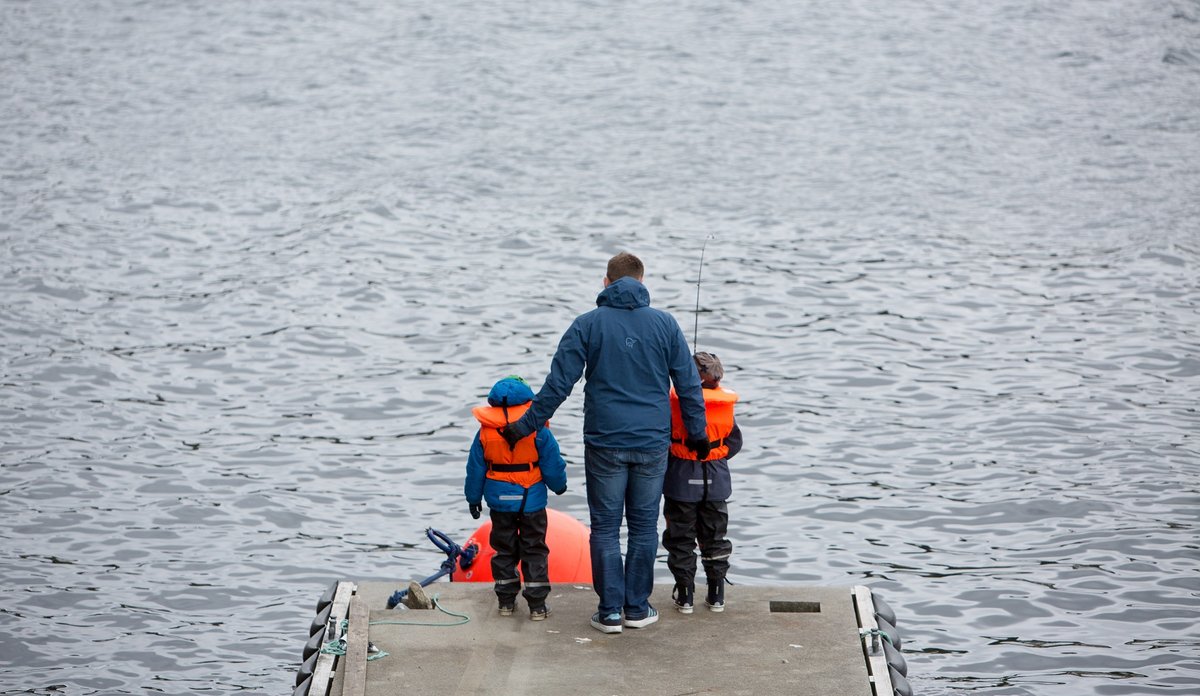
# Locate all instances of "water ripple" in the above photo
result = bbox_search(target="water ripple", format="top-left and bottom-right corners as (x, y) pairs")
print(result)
(4, 0), (1200, 694)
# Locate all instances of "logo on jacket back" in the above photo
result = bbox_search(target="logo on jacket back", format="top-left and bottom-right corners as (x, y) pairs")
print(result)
(625, 337), (639, 350)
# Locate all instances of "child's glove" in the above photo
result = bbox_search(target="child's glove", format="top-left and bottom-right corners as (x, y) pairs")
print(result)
(685, 436), (712, 460)
(552, 486), (566, 496)
(469, 502), (482, 519)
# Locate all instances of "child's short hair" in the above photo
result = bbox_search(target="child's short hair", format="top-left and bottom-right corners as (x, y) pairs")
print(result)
(693, 352), (723, 388)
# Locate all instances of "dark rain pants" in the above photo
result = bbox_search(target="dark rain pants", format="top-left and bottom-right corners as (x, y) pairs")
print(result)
(489, 508), (551, 608)
(662, 498), (732, 587)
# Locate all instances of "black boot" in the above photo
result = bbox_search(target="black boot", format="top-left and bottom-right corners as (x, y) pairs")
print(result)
(705, 579), (725, 612)
(672, 582), (694, 614)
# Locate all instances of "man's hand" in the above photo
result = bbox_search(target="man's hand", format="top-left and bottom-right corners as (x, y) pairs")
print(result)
(685, 436), (712, 460)
(469, 502), (482, 519)
(499, 424), (525, 448)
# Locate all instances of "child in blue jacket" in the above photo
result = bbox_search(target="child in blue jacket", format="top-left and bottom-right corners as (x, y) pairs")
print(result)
(465, 376), (568, 620)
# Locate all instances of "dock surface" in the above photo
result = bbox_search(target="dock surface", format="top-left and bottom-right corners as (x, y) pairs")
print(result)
(312, 582), (878, 696)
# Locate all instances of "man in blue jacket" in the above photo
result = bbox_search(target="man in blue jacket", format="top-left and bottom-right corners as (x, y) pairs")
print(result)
(502, 252), (710, 634)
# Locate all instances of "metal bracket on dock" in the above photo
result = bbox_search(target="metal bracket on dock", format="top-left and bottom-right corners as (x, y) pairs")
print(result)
(860, 626), (882, 655)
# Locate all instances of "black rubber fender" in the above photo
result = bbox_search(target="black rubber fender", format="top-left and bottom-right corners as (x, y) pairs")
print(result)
(883, 638), (908, 677)
(295, 651), (318, 687)
(889, 664), (914, 696)
(293, 674), (311, 696)
(309, 603), (332, 638)
(302, 627), (326, 661)
(871, 591), (898, 627)
(315, 582), (337, 614)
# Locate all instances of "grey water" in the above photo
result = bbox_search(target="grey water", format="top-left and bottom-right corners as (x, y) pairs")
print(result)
(2, 0), (1198, 694)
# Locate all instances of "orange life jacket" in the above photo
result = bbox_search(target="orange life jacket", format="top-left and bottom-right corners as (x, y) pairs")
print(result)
(669, 386), (738, 461)
(472, 402), (542, 488)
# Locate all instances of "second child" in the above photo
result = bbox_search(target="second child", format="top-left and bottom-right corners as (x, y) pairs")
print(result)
(662, 352), (742, 613)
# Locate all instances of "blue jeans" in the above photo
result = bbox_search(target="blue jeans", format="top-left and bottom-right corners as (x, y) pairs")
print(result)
(584, 446), (668, 618)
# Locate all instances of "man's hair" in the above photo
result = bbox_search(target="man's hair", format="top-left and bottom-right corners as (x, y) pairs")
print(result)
(606, 252), (644, 282)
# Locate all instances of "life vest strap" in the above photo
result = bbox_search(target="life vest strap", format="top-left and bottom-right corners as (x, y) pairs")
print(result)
(488, 461), (538, 473)
(671, 437), (726, 450)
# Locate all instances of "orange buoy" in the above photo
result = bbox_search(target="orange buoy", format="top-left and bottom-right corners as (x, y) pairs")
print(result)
(456, 508), (592, 583)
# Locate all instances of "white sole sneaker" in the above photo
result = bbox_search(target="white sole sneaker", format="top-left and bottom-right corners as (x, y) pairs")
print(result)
(590, 613), (623, 634)
(623, 609), (659, 628)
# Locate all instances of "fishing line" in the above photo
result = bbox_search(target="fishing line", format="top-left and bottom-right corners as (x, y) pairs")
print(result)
(692, 235), (715, 352)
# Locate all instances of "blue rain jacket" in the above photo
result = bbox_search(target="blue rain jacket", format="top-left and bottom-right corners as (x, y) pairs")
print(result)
(465, 377), (568, 513)
(514, 277), (707, 450)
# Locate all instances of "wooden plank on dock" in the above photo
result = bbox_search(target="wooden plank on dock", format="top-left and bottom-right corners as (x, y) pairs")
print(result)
(341, 596), (370, 696)
(852, 585), (894, 696)
(309, 581), (357, 696)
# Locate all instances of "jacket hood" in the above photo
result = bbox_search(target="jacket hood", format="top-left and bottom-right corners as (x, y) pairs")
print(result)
(596, 276), (650, 310)
(487, 376), (534, 407)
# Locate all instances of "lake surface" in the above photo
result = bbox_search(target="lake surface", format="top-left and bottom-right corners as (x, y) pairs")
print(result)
(2, 1), (1198, 694)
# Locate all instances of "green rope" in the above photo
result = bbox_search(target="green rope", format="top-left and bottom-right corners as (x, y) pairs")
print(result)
(859, 627), (894, 645)
(319, 620), (391, 661)
(369, 593), (471, 627)
(319, 594), (470, 662)
(320, 637), (390, 661)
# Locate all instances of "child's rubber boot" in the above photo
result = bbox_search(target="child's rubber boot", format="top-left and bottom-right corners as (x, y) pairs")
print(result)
(672, 583), (694, 614)
(705, 579), (725, 613)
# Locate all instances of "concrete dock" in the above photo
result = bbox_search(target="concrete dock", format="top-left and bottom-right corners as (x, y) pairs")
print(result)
(298, 581), (896, 696)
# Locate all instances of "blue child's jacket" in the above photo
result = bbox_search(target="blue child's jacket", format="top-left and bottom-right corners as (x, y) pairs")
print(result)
(464, 377), (568, 513)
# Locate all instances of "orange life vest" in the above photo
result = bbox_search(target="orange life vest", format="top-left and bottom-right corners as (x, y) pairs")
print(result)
(669, 386), (738, 461)
(472, 402), (542, 488)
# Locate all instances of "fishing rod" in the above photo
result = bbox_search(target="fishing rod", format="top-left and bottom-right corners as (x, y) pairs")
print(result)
(692, 235), (714, 352)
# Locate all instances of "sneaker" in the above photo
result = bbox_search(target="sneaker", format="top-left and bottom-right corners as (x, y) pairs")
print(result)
(498, 603), (515, 616)
(590, 611), (623, 634)
(529, 605), (551, 621)
(672, 583), (694, 614)
(705, 580), (725, 613)
(623, 607), (659, 629)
